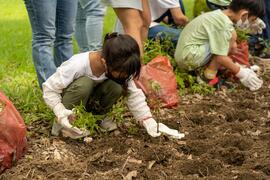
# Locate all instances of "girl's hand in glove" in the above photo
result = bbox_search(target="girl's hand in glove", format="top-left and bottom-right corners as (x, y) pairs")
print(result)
(142, 118), (185, 139)
(53, 103), (89, 139)
(236, 67), (263, 91)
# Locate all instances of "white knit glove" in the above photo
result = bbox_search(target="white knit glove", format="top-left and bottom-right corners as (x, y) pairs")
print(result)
(143, 118), (185, 139)
(249, 18), (266, 34)
(53, 103), (86, 135)
(236, 67), (263, 91)
(236, 18), (266, 35)
(236, 19), (250, 30)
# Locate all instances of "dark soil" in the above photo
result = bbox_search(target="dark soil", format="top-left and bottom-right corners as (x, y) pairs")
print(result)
(1, 61), (270, 180)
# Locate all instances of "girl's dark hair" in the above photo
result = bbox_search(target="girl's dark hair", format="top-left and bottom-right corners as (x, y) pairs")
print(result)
(102, 32), (141, 80)
(229, 0), (265, 18)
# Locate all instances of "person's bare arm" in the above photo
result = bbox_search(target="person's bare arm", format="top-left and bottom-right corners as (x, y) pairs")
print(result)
(169, 7), (188, 26)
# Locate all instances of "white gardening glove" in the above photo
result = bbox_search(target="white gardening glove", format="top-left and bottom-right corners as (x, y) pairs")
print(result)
(53, 103), (87, 136)
(142, 118), (161, 137)
(249, 18), (266, 35)
(142, 118), (185, 139)
(236, 19), (250, 30)
(236, 67), (263, 91)
(250, 65), (261, 72)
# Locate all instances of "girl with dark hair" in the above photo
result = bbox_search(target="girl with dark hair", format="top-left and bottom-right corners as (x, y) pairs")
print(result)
(43, 33), (184, 139)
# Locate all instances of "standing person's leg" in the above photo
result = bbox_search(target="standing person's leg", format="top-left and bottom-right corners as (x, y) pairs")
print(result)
(140, 0), (151, 46)
(113, 0), (150, 57)
(114, 8), (144, 57)
(75, 2), (89, 52)
(83, 0), (106, 51)
(75, 0), (105, 52)
(54, 0), (77, 67)
(24, 0), (57, 88)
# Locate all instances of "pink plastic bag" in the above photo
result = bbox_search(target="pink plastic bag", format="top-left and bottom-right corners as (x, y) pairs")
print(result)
(136, 56), (179, 108)
(0, 91), (27, 172)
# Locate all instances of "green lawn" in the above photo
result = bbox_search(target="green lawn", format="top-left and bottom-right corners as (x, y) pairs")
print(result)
(0, 0), (194, 123)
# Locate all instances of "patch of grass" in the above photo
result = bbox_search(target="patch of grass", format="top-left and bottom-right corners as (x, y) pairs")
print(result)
(143, 37), (175, 64)
(183, 0), (195, 19)
(0, 72), (54, 124)
(193, 0), (211, 17)
(103, 7), (116, 35)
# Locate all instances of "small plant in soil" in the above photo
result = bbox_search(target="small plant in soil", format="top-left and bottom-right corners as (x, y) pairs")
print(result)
(235, 28), (250, 42)
(72, 103), (103, 135)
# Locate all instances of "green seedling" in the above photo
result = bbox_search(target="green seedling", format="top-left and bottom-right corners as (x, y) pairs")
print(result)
(236, 28), (250, 42)
(106, 97), (127, 123)
(73, 103), (103, 135)
(72, 98), (127, 135)
(149, 80), (162, 133)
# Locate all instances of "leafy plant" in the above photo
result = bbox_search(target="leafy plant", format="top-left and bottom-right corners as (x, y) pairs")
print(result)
(72, 98), (127, 135)
(106, 97), (127, 123)
(127, 125), (139, 135)
(236, 28), (250, 42)
(73, 104), (104, 135)
(144, 37), (175, 64)
(258, 37), (270, 53)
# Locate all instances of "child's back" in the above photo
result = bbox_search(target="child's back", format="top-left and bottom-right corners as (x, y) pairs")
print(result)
(175, 9), (234, 71)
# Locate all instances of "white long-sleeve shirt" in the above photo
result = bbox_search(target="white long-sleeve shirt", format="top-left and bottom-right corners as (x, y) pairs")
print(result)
(42, 51), (152, 122)
(149, 0), (180, 28)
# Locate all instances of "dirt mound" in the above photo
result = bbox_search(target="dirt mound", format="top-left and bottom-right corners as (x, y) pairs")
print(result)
(1, 62), (270, 179)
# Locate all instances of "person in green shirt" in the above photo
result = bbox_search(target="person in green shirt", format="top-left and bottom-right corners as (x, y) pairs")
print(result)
(174, 0), (265, 91)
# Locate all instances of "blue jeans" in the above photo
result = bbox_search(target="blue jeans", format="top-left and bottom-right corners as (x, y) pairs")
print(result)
(148, 25), (181, 46)
(263, 0), (270, 40)
(148, 0), (184, 46)
(75, 0), (106, 52)
(24, 0), (77, 88)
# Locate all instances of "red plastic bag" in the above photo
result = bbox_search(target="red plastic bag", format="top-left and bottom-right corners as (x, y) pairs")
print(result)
(230, 41), (250, 66)
(0, 91), (27, 172)
(136, 56), (179, 108)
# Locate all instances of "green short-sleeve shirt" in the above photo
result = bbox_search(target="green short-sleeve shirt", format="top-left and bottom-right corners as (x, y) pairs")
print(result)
(208, 0), (232, 6)
(174, 9), (234, 71)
